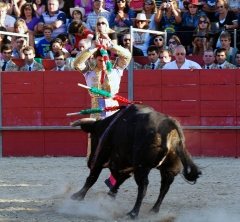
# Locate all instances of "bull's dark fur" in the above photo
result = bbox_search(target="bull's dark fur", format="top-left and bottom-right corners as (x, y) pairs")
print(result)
(70, 104), (201, 219)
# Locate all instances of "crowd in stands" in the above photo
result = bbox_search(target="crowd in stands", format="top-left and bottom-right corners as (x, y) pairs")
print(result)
(1, 0), (240, 71)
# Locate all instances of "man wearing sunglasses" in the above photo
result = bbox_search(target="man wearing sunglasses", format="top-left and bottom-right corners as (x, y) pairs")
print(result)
(122, 33), (144, 56)
(152, 34), (167, 52)
(162, 45), (201, 70)
(1, 44), (19, 72)
(52, 50), (71, 71)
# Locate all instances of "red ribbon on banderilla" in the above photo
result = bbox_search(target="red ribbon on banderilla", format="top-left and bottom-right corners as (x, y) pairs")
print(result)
(66, 83), (141, 116)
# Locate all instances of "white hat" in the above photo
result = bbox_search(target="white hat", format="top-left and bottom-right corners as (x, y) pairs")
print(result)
(131, 13), (151, 23)
(70, 6), (85, 18)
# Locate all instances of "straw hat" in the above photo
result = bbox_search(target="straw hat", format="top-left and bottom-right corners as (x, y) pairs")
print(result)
(70, 6), (85, 18)
(183, 0), (204, 10)
(131, 13), (151, 23)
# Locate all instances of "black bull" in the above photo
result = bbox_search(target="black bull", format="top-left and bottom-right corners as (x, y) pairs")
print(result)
(70, 104), (201, 219)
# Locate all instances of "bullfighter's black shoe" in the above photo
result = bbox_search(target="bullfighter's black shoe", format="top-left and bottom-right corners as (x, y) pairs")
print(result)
(105, 178), (113, 189)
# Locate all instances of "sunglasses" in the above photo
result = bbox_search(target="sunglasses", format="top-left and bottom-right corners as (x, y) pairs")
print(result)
(136, 20), (146, 24)
(199, 20), (208, 24)
(176, 53), (185, 56)
(154, 38), (163, 42)
(123, 38), (130, 42)
(188, 5), (197, 8)
(169, 40), (176, 45)
(217, 5), (224, 9)
(97, 22), (106, 26)
(55, 58), (64, 60)
(145, 1), (153, 5)
(117, 0), (125, 3)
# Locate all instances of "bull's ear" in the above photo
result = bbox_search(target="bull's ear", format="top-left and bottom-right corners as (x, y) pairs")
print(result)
(70, 118), (96, 133)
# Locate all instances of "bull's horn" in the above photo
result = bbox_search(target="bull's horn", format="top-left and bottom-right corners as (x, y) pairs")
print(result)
(70, 118), (96, 127)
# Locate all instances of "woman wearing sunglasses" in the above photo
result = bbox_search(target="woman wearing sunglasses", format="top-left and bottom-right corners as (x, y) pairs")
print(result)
(214, 0), (238, 31)
(132, 13), (151, 56)
(180, 0), (206, 50)
(109, 0), (134, 33)
(155, 0), (181, 39)
(168, 35), (181, 55)
(142, 0), (157, 30)
(194, 15), (215, 48)
(95, 16), (118, 45)
(189, 32), (212, 56)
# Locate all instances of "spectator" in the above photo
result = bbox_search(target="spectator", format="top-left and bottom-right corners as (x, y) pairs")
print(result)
(20, 3), (39, 34)
(194, 15), (215, 48)
(1, 44), (19, 71)
(228, 0), (240, 14)
(218, 31), (234, 57)
(20, 46), (45, 71)
(37, 0), (67, 38)
(168, 35), (181, 55)
(122, 33), (144, 56)
(7, 0), (27, 18)
(162, 45), (202, 69)
(130, 0), (144, 14)
(56, 33), (71, 53)
(45, 37), (71, 59)
(68, 20), (93, 56)
(132, 13), (151, 56)
(0, 2), (16, 31)
(109, 0), (134, 33)
(202, 49), (217, 69)
(143, 45), (163, 69)
(189, 31), (212, 56)
(155, 0), (181, 39)
(68, 7), (88, 49)
(152, 34), (167, 52)
(12, 36), (26, 59)
(181, 0), (206, 50)
(235, 51), (240, 67)
(94, 16), (117, 45)
(86, 0), (111, 32)
(33, 0), (46, 18)
(51, 50), (71, 70)
(201, 0), (217, 22)
(142, 0), (157, 30)
(215, 47), (236, 68)
(74, 0), (94, 22)
(214, 0), (238, 30)
(160, 49), (172, 66)
(37, 24), (53, 59)
(12, 19), (34, 47)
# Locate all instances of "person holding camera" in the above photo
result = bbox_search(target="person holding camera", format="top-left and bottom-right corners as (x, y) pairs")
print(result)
(154, 0), (181, 39)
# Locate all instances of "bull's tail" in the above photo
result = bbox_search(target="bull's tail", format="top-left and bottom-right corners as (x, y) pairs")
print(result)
(173, 119), (202, 183)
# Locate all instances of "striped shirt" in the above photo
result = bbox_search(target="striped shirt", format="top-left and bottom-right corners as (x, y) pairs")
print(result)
(39, 10), (67, 38)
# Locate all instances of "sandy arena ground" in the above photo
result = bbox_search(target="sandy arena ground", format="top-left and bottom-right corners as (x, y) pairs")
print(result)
(0, 156), (240, 222)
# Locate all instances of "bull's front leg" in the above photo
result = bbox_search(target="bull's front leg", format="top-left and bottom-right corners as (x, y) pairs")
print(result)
(71, 167), (102, 201)
(124, 167), (151, 219)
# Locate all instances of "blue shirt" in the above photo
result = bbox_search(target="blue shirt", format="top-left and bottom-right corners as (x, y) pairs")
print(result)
(182, 10), (206, 28)
(37, 38), (51, 58)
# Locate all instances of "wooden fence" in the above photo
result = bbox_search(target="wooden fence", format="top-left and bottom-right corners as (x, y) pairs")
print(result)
(1, 69), (240, 157)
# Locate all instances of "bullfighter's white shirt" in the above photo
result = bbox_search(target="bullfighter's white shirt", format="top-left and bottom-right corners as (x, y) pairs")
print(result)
(162, 59), (202, 69)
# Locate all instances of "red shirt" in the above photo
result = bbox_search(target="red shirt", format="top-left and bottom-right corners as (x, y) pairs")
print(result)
(75, 28), (93, 48)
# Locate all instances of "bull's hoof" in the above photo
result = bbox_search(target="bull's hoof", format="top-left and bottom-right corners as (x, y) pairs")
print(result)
(123, 211), (138, 220)
(70, 192), (84, 201)
(149, 207), (159, 214)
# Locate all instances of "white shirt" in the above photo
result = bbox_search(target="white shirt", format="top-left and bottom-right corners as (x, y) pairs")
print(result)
(162, 59), (202, 69)
(151, 58), (160, 70)
(217, 61), (226, 68)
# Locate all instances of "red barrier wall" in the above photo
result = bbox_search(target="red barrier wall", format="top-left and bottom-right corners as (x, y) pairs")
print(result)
(1, 70), (240, 157)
